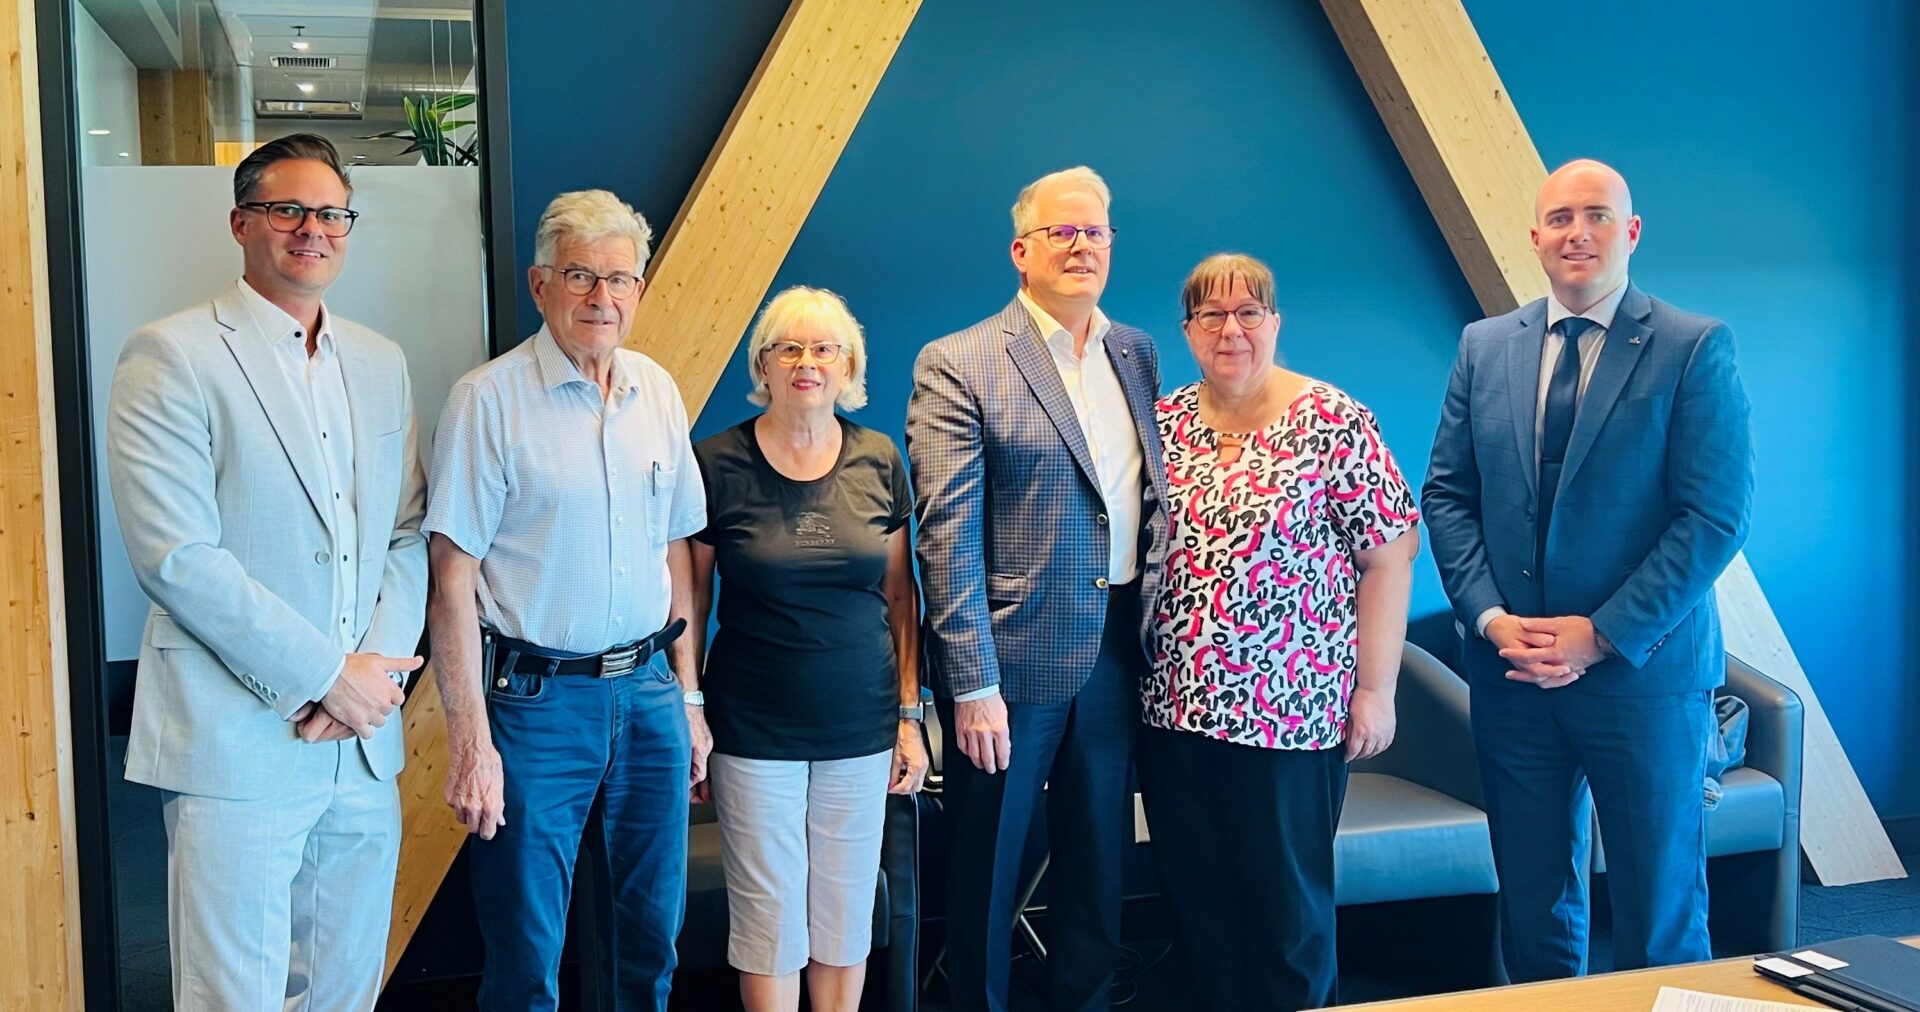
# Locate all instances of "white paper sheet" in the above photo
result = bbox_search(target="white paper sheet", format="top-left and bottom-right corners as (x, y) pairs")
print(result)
(1650, 985), (1818, 1011)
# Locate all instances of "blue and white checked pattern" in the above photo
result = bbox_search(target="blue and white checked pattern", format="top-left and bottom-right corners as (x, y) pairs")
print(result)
(424, 328), (707, 654)
(907, 299), (1168, 705)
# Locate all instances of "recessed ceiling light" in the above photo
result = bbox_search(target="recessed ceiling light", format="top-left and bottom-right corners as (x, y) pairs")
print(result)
(353, 154), (366, 160)
(87, 128), (110, 135)
(296, 82), (315, 94)
(116, 152), (129, 158)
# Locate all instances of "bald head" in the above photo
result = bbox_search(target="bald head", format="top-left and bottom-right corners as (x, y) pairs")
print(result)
(1531, 158), (1641, 312)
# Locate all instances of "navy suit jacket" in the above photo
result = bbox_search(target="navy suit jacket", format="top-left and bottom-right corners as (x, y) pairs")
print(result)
(907, 299), (1168, 705)
(1422, 284), (1753, 696)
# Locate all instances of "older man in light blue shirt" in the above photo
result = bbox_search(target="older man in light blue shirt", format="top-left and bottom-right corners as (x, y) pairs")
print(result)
(425, 189), (707, 1012)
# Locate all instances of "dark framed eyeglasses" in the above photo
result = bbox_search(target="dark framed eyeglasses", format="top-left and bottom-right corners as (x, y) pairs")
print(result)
(1019, 223), (1116, 250)
(237, 201), (359, 237)
(1186, 305), (1274, 332)
(762, 341), (844, 366)
(539, 266), (642, 299)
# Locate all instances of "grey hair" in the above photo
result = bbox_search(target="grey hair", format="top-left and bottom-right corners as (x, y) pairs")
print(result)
(745, 286), (869, 411)
(533, 190), (654, 270)
(1010, 165), (1112, 237)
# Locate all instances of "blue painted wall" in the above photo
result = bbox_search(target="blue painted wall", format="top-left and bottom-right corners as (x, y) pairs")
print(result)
(510, 1), (1919, 816)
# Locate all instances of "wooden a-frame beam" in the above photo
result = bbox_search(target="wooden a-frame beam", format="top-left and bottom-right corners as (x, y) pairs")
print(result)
(2, 0), (87, 1005)
(385, 0), (924, 980)
(1321, 0), (1905, 886)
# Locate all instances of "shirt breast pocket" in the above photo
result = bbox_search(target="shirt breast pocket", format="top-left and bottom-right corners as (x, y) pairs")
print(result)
(646, 464), (680, 543)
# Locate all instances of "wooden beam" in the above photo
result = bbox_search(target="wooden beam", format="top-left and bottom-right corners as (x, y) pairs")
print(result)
(1320, 0), (1906, 885)
(1, 0), (87, 1005)
(629, 0), (923, 416)
(384, 0), (924, 981)
(136, 69), (213, 166)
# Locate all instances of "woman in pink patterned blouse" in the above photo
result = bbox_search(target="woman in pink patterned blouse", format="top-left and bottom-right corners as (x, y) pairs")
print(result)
(1139, 254), (1421, 1011)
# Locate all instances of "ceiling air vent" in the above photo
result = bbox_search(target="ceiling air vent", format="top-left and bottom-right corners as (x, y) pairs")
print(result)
(255, 99), (361, 119)
(271, 55), (337, 69)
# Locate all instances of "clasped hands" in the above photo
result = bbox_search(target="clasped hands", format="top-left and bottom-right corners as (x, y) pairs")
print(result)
(1489, 614), (1605, 689)
(288, 652), (422, 742)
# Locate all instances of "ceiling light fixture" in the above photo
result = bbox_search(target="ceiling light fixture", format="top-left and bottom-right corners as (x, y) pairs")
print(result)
(296, 81), (315, 94)
(290, 25), (309, 51)
(87, 128), (110, 135)
(117, 152), (129, 158)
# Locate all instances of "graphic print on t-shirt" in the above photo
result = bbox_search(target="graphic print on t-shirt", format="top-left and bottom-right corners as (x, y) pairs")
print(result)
(794, 510), (835, 547)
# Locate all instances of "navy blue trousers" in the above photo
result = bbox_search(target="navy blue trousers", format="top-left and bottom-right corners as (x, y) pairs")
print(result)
(469, 651), (691, 1012)
(1137, 727), (1348, 1012)
(937, 586), (1142, 1012)
(1471, 670), (1714, 982)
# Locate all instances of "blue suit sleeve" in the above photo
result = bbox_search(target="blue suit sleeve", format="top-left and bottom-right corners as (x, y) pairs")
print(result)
(1421, 330), (1508, 628)
(1590, 323), (1753, 667)
(906, 340), (1001, 698)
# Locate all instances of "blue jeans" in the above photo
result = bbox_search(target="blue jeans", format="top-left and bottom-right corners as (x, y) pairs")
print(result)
(470, 651), (691, 1012)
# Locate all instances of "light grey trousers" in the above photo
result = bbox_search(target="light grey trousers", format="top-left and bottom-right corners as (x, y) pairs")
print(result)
(161, 737), (400, 1011)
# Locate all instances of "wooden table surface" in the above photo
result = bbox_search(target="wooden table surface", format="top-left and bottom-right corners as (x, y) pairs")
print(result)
(1340, 938), (1920, 1010)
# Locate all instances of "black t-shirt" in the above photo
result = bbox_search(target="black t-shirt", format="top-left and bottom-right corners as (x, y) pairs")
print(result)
(693, 417), (912, 761)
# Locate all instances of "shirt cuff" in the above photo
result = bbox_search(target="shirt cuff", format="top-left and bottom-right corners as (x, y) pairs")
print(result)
(1474, 606), (1509, 640)
(952, 684), (1001, 703)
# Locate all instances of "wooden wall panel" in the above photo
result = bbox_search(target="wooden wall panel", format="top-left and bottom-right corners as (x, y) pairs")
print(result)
(385, 0), (924, 980)
(1321, 0), (1905, 886)
(1, 0), (86, 1005)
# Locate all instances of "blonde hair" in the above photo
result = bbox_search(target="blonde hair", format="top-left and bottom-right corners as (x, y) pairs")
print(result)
(1180, 252), (1277, 319)
(533, 189), (654, 270)
(745, 286), (869, 411)
(1010, 166), (1112, 237)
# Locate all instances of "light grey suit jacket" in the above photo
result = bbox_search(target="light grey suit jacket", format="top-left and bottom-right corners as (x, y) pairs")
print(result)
(107, 285), (428, 799)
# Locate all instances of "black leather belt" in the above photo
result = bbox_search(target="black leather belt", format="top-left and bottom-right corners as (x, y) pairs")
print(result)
(489, 618), (686, 678)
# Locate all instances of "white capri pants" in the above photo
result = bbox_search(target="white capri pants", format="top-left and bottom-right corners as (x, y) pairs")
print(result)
(708, 749), (892, 975)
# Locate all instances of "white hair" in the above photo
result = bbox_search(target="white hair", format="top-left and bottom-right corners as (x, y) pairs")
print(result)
(533, 189), (654, 270)
(1010, 165), (1112, 236)
(745, 286), (869, 411)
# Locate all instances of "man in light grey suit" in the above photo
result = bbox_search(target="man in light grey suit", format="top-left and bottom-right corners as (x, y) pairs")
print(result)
(106, 133), (427, 1010)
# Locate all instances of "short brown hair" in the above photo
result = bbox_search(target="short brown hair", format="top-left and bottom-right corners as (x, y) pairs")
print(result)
(1180, 252), (1276, 319)
(233, 133), (352, 204)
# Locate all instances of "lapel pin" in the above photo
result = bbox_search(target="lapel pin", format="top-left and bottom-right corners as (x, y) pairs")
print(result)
(1120, 348), (1131, 358)
(1629, 335), (1643, 345)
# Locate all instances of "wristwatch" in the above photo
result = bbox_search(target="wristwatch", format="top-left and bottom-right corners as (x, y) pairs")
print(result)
(899, 703), (924, 721)
(683, 689), (705, 707)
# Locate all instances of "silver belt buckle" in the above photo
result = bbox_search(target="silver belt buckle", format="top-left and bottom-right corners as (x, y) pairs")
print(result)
(598, 644), (639, 678)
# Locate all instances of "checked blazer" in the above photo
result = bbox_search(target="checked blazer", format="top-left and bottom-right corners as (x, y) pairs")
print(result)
(907, 298), (1169, 706)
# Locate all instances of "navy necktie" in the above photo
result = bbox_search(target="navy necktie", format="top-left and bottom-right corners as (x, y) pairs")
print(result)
(1537, 316), (1597, 567)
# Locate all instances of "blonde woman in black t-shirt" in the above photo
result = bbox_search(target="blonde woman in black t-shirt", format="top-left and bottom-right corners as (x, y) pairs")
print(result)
(689, 286), (928, 1012)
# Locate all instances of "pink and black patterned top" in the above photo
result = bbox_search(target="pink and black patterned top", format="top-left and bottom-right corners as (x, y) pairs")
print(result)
(1146, 381), (1419, 750)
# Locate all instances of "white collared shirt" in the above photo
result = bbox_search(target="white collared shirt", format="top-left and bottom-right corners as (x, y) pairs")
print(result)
(1476, 277), (1630, 639)
(1016, 289), (1144, 583)
(424, 327), (707, 653)
(235, 278), (362, 661)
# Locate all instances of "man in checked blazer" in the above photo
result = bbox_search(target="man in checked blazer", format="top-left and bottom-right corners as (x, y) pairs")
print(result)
(907, 165), (1168, 1012)
(106, 134), (426, 1010)
(1423, 160), (1753, 980)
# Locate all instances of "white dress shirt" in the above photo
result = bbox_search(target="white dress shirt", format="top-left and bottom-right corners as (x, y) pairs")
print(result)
(953, 292), (1147, 704)
(236, 279), (360, 687)
(1476, 278), (1630, 638)
(1017, 289), (1144, 581)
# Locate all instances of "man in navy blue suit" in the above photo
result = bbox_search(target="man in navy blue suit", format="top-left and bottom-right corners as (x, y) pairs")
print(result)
(1422, 159), (1754, 980)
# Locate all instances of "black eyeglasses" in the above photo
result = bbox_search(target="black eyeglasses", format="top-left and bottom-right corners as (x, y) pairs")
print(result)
(1019, 223), (1116, 250)
(539, 266), (642, 299)
(1186, 305), (1274, 332)
(237, 201), (359, 237)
